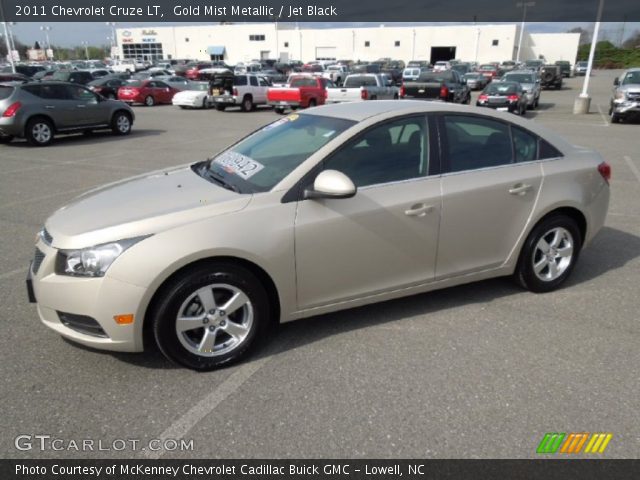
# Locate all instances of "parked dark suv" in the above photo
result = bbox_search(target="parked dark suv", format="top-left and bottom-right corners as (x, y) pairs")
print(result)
(0, 82), (134, 146)
(50, 70), (94, 85)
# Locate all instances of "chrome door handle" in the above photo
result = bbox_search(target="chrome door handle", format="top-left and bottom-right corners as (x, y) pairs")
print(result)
(45, 105), (55, 109)
(509, 183), (533, 195)
(405, 204), (434, 217)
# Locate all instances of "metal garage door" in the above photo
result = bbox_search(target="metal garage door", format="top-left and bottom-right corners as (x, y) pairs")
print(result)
(315, 47), (337, 61)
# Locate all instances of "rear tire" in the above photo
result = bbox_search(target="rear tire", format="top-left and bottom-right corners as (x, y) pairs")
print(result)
(215, 105), (226, 112)
(307, 99), (317, 108)
(0, 134), (14, 144)
(514, 214), (582, 293)
(25, 117), (54, 146)
(152, 262), (271, 371)
(241, 96), (253, 112)
(274, 107), (285, 115)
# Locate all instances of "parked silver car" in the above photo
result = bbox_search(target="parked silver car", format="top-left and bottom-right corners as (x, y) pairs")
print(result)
(500, 70), (541, 109)
(0, 81), (134, 146)
(28, 101), (610, 370)
(609, 68), (640, 124)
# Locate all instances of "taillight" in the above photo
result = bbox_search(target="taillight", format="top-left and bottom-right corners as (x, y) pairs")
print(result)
(2, 101), (22, 117)
(507, 94), (519, 102)
(361, 89), (369, 100)
(440, 85), (449, 99)
(478, 94), (488, 101)
(598, 162), (611, 184)
(233, 87), (238, 96)
(400, 85), (405, 97)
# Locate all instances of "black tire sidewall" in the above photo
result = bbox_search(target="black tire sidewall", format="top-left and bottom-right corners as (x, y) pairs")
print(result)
(111, 112), (131, 135)
(145, 96), (155, 106)
(516, 215), (582, 293)
(152, 264), (270, 371)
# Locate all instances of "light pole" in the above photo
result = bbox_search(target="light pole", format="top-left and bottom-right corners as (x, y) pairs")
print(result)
(475, 28), (481, 63)
(81, 41), (89, 60)
(574, 0), (605, 114)
(412, 29), (416, 61)
(352, 30), (356, 60)
(515, 2), (535, 63)
(106, 22), (117, 59)
(40, 25), (52, 59)
(0, 0), (15, 72)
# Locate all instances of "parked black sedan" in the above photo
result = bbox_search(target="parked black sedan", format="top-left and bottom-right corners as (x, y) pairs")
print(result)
(476, 81), (528, 115)
(87, 77), (128, 99)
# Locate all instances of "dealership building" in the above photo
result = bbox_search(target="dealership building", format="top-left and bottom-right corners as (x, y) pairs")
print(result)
(115, 23), (579, 65)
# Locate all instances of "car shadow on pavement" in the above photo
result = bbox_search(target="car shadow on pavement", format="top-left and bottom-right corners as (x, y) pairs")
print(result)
(104, 227), (640, 370)
(6, 129), (166, 148)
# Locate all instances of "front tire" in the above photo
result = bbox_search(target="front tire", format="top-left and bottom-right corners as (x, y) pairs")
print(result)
(144, 95), (155, 107)
(514, 215), (582, 293)
(152, 263), (270, 371)
(25, 118), (54, 146)
(111, 111), (132, 135)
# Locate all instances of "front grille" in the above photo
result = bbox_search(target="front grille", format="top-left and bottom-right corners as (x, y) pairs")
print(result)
(32, 248), (45, 274)
(627, 92), (640, 102)
(41, 228), (53, 245)
(57, 311), (109, 338)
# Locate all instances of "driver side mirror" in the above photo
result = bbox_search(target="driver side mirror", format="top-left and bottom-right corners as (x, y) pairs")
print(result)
(613, 78), (619, 86)
(304, 170), (357, 200)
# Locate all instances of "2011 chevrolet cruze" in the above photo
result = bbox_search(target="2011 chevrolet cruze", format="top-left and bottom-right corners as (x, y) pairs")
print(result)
(28, 101), (610, 370)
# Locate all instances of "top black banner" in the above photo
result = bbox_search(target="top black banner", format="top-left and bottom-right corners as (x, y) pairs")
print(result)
(1, 0), (639, 22)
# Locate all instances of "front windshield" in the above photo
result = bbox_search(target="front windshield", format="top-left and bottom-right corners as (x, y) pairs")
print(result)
(197, 114), (356, 193)
(190, 82), (209, 91)
(505, 74), (535, 83)
(622, 72), (640, 85)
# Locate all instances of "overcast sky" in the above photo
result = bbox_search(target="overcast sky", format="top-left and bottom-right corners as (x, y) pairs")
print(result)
(5, 22), (639, 48)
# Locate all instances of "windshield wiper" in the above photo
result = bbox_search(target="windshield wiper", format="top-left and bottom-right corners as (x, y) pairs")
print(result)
(202, 168), (241, 193)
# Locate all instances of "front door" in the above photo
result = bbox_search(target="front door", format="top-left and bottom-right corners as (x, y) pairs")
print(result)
(295, 115), (441, 309)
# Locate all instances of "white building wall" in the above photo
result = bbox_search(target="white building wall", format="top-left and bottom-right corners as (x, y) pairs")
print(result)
(116, 23), (577, 66)
(522, 33), (581, 63)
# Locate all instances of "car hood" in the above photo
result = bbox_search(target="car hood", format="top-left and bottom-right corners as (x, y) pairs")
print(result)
(45, 166), (251, 249)
(617, 85), (640, 93)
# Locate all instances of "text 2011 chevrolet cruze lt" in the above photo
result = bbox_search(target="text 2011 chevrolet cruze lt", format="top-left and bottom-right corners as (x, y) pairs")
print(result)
(28, 101), (610, 370)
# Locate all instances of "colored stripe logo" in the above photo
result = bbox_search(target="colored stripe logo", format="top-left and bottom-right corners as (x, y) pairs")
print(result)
(537, 433), (612, 454)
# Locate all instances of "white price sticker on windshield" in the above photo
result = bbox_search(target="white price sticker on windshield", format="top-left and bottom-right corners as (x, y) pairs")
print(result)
(213, 151), (265, 179)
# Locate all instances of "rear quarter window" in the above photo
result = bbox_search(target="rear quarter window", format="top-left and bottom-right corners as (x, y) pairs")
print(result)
(0, 86), (15, 99)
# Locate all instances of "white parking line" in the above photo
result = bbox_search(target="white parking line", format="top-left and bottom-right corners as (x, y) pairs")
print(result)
(144, 355), (272, 459)
(624, 156), (640, 184)
(596, 104), (610, 127)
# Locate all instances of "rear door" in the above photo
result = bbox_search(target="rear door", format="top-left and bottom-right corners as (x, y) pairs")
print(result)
(26, 84), (78, 129)
(435, 113), (543, 278)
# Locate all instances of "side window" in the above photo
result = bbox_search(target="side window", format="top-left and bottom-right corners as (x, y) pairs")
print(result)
(512, 126), (538, 163)
(67, 86), (98, 103)
(324, 116), (429, 187)
(39, 84), (69, 100)
(22, 85), (43, 98)
(147, 81), (157, 88)
(155, 81), (169, 88)
(539, 139), (563, 159)
(443, 115), (513, 173)
(234, 76), (248, 86)
(249, 76), (258, 87)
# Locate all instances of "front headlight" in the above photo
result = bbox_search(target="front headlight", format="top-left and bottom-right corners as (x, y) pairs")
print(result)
(614, 91), (626, 101)
(56, 236), (149, 277)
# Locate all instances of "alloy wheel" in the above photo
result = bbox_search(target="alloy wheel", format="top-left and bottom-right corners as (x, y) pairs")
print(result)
(532, 227), (573, 282)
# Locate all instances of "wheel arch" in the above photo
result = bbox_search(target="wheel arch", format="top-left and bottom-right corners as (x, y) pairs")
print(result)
(24, 114), (57, 134)
(142, 256), (281, 349)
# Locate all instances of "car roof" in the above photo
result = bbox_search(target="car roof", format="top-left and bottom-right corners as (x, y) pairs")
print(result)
(302, 100), (574, 150)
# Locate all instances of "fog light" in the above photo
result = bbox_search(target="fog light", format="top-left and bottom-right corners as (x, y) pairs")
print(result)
(114, 314), (134, 325)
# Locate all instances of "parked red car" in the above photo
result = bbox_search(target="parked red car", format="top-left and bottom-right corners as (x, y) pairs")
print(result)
(267, 75), (329, 114)
(478, 64), (500, 81)
(184, 63), (213, 80)
(117, 80), (179, 106)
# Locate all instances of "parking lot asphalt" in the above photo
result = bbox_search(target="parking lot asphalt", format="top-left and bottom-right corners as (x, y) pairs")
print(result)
(1, 70), (639, 459)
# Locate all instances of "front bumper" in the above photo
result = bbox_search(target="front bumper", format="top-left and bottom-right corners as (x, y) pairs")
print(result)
(28, 240), (147, 352)
(612, 100), (640, 116)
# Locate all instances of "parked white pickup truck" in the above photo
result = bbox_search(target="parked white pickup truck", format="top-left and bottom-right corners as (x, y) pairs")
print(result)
(210, 73), (272, 112)
(322, 65), (349, 86)
(111, 60), (145, 73)
(326, 73), (399, 103)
